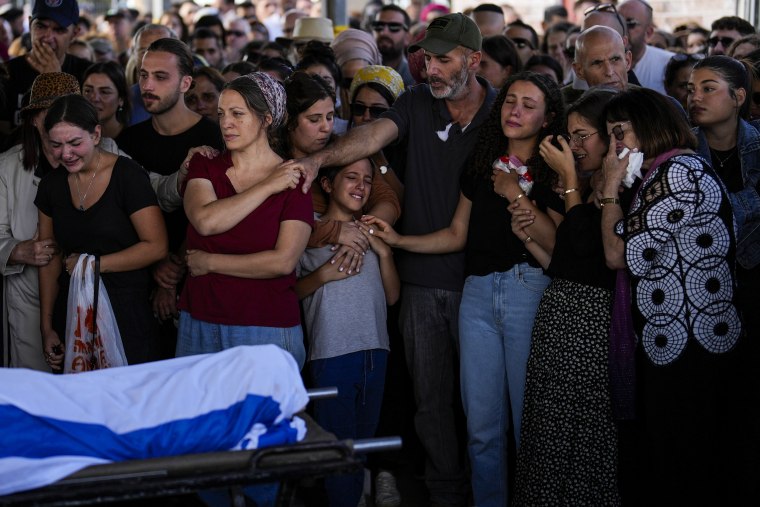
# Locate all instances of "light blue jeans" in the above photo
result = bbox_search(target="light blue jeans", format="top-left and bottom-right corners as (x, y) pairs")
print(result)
(459, 265), (550, 507)
(176, 312), (306, 370)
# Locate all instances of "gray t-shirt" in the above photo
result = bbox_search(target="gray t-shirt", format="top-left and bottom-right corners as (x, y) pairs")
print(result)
(298, 245), (389, 361)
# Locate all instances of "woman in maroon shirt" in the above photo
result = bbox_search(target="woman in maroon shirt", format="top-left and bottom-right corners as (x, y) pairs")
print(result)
(177, 72), (313, 368)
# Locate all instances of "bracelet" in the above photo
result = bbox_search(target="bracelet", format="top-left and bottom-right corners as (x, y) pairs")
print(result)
(599, 197), (620, 207)
(513, 193), (525, 204)
(523, 235), (533, 244)
(563, 187), (579, 195)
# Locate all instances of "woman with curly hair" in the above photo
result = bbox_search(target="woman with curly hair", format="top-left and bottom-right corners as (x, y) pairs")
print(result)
(364, 72), (565, 506)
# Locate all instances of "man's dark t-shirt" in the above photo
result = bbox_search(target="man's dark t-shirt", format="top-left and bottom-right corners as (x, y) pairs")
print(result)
(116, 117), (224, 251)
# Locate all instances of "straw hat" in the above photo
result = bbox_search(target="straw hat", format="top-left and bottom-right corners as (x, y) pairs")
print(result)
(292, 17), (334, 43)
(21, 72), (81, 113)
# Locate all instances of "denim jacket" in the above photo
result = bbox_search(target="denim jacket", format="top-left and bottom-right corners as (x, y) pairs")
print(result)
(694, 119), (760, 269)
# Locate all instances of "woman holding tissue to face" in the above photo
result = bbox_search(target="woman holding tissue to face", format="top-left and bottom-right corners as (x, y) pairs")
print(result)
(599, 87), (750, 504)
(512, 89), (620, 505)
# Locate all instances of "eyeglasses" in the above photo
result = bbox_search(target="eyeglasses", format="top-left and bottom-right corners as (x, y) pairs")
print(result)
(371, 21), (408, 33)
(227, 30), (247, 37)
(350, 103), (389, 118)
(583, 3), (626, 35)
(510, 37), (534, 50)
(570, 131), (598, 146)
(608, 120), (632, 141)
(707, 36), (735, 48)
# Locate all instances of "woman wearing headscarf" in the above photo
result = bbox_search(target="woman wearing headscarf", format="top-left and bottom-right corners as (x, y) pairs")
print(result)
(330, 28), (382, 122)
(178, 73), (313, 368)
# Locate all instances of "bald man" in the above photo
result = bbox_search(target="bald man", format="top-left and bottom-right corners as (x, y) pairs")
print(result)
(563, 26), (632, 104)
(618, 0), (673, 94)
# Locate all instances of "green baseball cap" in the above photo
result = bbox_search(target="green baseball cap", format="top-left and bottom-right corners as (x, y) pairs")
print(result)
(409, 13), (482, 54)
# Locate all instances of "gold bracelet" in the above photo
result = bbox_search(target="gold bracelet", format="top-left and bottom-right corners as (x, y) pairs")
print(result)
(563, 187), (579, 195)
(523, 235), (533, 244)
(513, 193), (525, 204)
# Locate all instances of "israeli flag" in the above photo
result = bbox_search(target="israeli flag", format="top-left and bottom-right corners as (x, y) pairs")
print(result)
(0, 345), (308, 495)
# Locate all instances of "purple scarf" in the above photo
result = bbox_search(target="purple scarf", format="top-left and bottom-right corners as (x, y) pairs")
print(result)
(608, 149), (681, 420)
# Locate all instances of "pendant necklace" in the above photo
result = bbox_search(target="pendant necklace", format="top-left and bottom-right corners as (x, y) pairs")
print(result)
(74, 150), (102, 211)
(711, 146), (737, 168)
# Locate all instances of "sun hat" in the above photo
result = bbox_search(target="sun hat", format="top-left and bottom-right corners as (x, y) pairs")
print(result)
(21, 72), (81, 113)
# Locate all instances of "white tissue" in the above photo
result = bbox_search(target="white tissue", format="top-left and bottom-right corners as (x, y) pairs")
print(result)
(622, 149), (644, 188)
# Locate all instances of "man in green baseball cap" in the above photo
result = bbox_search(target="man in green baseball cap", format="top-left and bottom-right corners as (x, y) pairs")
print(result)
(409, 12), (484, 100)
(280, 11), (495, 507)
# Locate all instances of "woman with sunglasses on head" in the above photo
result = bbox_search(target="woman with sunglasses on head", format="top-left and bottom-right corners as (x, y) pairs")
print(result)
(664, 53), (703, 110)
(513, 89), (620, 505)
(283, 72), (400, 274)
(364, 72), (566, 506)
(689, 56), (760, 345)
(600, 87), (751, 503)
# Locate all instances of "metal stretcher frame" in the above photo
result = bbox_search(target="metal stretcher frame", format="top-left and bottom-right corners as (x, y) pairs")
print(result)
(0, 388), (402, 507)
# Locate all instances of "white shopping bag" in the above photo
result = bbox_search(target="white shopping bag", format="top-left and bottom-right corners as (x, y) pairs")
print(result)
(64, 254), (128, 373)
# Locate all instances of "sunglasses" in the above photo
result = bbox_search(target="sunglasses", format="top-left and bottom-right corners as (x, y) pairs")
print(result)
(671, 52), (705, 63)
(227, 30), (247, 37)
(371, 21), (408, 33)
(570, 131), (598, 146)
(583, 3), (626, 34)
(609, 120), (632, 141)
(510, 37), (534, 50)
(350, 103), (389, 118)
(707, 36), (735, 48)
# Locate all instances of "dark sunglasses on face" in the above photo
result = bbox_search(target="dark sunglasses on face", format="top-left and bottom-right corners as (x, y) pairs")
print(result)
(371, 21), (408, 33)
(609, 120), (632, 141)
(351, 103), (389, 118)
(708, 36), (735, 48)
(510, 37), (534, 50)
(227, 30), (247, 37)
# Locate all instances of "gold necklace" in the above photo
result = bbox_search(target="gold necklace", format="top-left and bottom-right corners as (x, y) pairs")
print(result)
(74, 150), (102, 211)
(711, 146), (737, 168)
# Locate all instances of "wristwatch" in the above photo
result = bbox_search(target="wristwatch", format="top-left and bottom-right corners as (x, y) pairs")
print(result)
(599, 197), (620, 207)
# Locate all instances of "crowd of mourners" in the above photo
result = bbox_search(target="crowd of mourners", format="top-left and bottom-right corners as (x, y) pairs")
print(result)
(0, 0), (759, 505)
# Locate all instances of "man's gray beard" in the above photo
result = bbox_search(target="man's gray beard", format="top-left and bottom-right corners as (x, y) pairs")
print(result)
(430, 61), (470, 100)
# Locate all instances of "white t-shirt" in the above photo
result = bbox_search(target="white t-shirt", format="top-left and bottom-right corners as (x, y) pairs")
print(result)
(632, 45), (675, 94)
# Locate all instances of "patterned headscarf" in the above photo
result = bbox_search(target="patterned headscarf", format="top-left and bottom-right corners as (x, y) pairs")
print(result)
(348, 65), (405, 103)
(244, 72), (286, 129)
(330, 28), (382, 68)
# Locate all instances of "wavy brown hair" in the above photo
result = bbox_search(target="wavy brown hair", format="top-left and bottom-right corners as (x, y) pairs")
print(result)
(468, 71), (565, 186)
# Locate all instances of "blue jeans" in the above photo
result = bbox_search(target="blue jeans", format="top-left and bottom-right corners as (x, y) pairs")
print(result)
(459, 265), (550, 507)
(310, 349), (388, 507)
(399, 284), (467, 506)
(176, 312), (306, 369)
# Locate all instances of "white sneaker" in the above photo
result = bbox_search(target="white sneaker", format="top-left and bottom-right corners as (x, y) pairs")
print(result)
(375, 470), (401, 507)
